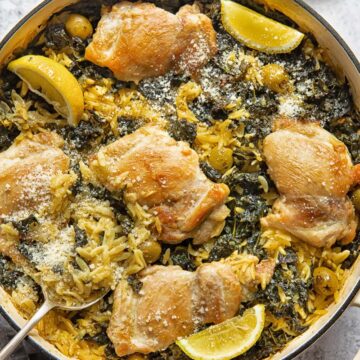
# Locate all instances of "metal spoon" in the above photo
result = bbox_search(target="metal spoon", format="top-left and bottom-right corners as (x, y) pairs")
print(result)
(0, 287), (108, 360)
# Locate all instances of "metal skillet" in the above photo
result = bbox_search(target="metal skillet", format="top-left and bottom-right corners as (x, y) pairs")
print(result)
(0, 0), (358, 359)
(0, 287), (108, 360)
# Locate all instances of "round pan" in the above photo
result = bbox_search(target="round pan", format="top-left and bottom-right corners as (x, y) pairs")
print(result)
(0, 0), (359, 359)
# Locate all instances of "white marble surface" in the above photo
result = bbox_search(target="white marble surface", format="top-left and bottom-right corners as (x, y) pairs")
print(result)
(0, 0), (359, 359)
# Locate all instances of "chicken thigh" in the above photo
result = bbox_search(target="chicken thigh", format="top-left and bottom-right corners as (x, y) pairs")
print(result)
(0, 131), (69, 274)
(85, 2), (217, 82)
(261, 119), (359, 247)
(89, 126), (230, 244)
(107, 260), (273, 356)
(0, 131), (69, 220)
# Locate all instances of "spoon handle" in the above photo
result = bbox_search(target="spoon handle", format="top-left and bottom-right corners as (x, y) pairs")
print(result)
(0, 300), (55, 360)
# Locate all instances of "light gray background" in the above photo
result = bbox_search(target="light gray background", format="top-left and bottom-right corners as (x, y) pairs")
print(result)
(0, 0), (359, 359)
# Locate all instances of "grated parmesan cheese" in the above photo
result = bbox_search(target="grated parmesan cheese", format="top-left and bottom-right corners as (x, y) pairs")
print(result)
(278, 94), (304, 118)
(32, 226), (75, 268)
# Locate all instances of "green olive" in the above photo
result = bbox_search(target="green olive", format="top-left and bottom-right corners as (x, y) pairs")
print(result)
(351, 188), (360, 211)
(140, 240), (162, 264)
(313, 267), (339, 296)
(209, 147), (233, 173)
(65, 14), (93, 40)
(262, 64), (290, 94)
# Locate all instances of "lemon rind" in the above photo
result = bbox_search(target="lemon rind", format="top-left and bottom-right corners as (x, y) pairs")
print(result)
(221, 0), (304, 54)
(176, 304), (265, 360)
(8, 55), (84, 126)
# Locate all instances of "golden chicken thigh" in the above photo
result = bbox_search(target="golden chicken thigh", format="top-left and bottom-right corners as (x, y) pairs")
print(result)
(108, 260), (273, 356)
(0, 131), (69, 273)
(261, 119), (359, 247)
(0, 131), (69, 220)
(85, 2), (217, 82)
(89, 126), (230, 244)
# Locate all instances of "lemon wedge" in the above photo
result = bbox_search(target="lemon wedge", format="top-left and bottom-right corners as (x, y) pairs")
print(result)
(8, 55), (84, 126)
(176, 304), (265, 360)
(221, 0), (304, 54)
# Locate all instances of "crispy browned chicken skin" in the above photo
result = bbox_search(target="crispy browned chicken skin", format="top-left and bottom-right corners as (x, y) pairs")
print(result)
(85, 2), (217, 82)
(261, 119), (359, 248)
(89, 126), (230, 244)
(107, 260), (274, 356)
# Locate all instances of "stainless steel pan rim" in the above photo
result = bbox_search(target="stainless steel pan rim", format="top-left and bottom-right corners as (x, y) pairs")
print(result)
(0, 0), (359, 359)
(294, 0), (360, 72)
(281, 280), (360, 360)
(0, 306), (58, 360)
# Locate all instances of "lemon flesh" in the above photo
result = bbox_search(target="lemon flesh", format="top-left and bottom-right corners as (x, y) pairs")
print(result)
(221, 0), (304, 54)
(8, 55), (84, 126)
(176, 304), (265, 360)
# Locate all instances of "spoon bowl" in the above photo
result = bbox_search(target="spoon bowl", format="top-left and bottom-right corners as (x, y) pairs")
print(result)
(0, 285), (109, 360)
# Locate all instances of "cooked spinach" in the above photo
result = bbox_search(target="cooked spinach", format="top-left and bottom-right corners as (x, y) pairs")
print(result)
(51, 264), (65, 274)
(0, 256), (23, 290)
(235, 327), (295, 360)
(63, 119), (103, 150)
(98, 0), (120, 6)
(105, 343), (120, 360)
(200, 161), (222, 182)
(170, 247), (196, 271)
(84, 327), (111, 345)
(117, 117), (143, 137)
(86, 183), (134, 234)
(245, 88), (279, 118)
(45, 24), (72, 50)
(116, 214), (134, 236)
(0, 124), (20, 152)
(127, 274), (143, 294)
(11, 215), (38, 240)
(242, 118), (272, 143)
(149, 344), (190, 360)
(252, 262), (310, 327)
(325, 114), (360, 163)
(17, 241), (42, 265)
(88, 184), (127, 213)
(340, 231), (360, 269)
(188, 98), (217, 124)
(208, 233), (240, 262)
(231, 195), (269, 236)
(278, 248), (298, 265)
(70, 60), (115, 80)
(168, 119), (197, 145)
(209, 167), (270, 262)
(223, 169), (261, 194)
(0, 70), (20, 102)
(138, 73), (177, 103)
(74, 225), (88, 248)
